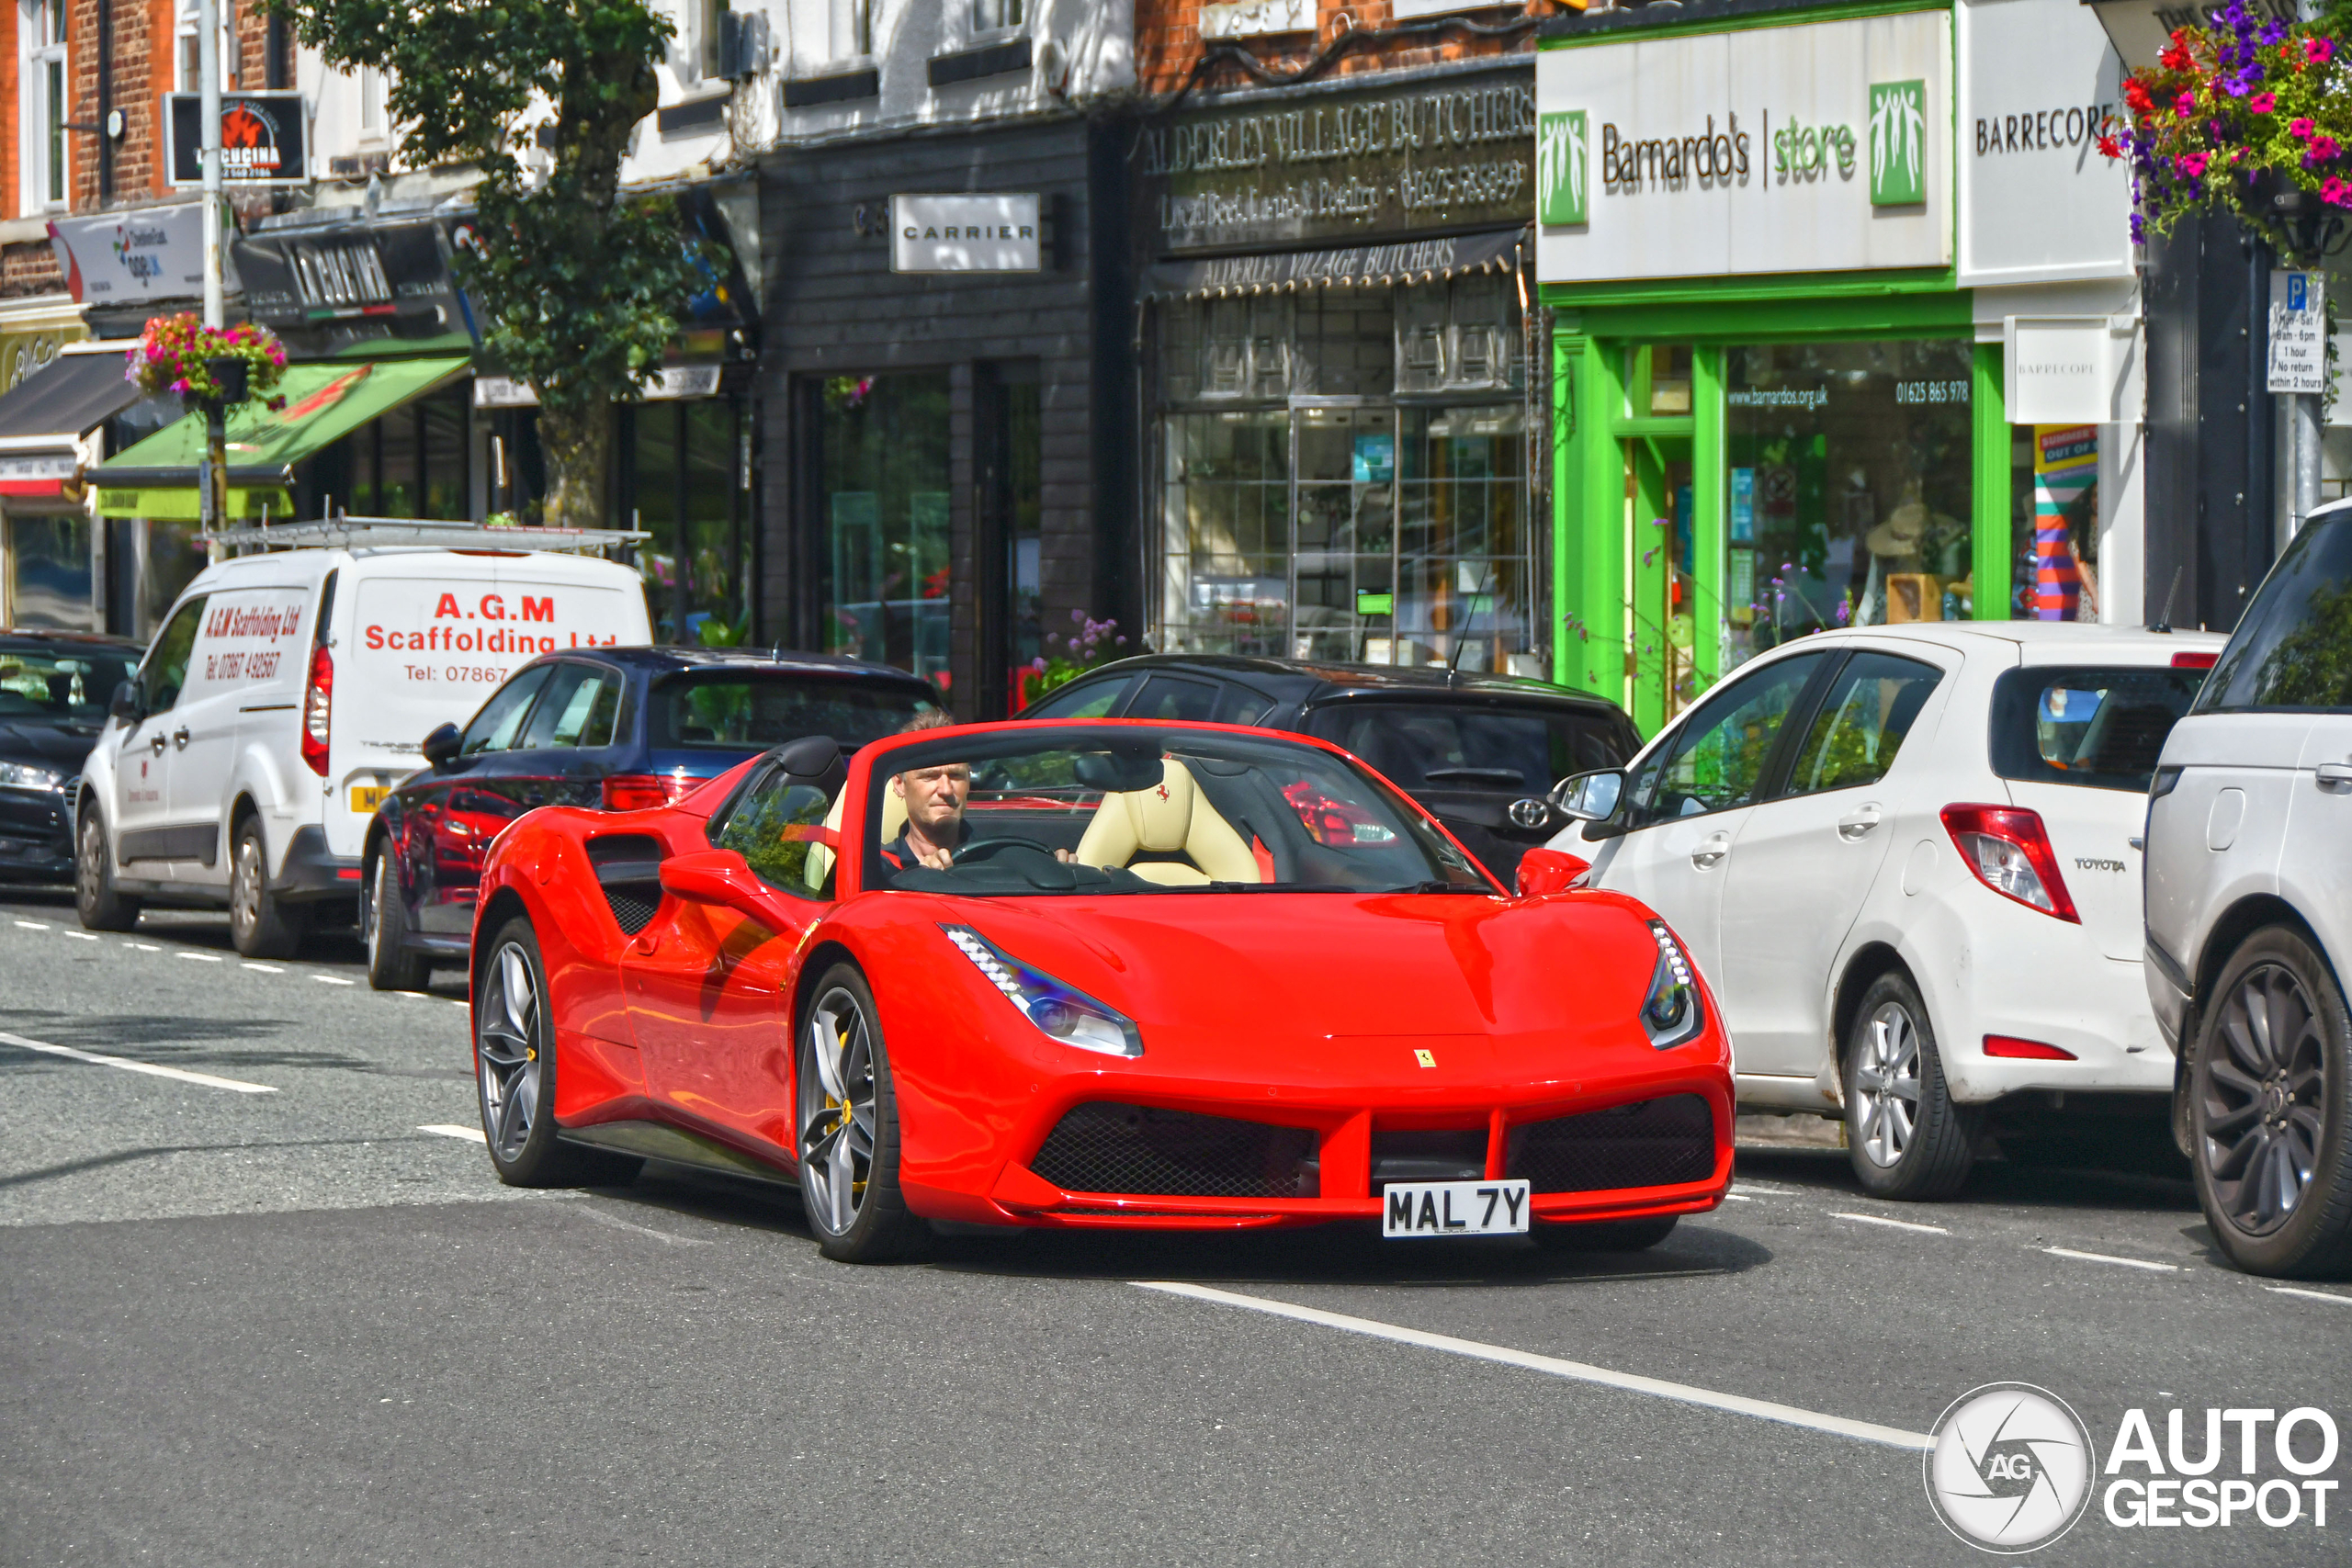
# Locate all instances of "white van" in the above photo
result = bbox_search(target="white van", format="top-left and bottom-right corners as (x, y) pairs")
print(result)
(75, 536), (650, 955)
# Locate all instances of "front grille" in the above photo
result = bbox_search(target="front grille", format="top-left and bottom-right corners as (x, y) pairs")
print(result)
(1506, 1095), (1715, 1194)
(1030, 1103), (1318, 1199)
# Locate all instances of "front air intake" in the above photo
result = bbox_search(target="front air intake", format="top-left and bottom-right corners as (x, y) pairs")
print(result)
(1029, 1104), (1318, 1199)
(1505, 1095), (1716, 1194)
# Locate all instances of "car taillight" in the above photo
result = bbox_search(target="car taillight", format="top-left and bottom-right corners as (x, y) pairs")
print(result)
(2171, 650), (2219, 670)
(1939, 804), (2079, 922)
(1985, 1035), (2077, 1060)
(300, 646), (333, 776)
(601, 773), (692, 812)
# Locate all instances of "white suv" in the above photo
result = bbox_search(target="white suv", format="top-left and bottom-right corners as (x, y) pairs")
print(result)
(77, 541), (650, 956)
(1549, 621), (2223, 1200)
(2145, 498), (2352, 1278)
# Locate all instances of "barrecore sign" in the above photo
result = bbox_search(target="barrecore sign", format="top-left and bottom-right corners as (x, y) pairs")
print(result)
(1956, 0), (2133, 287)
(892, 195), (1041, 274)
(1534, 13), (1951, 284)
(1139, 74), (1534, 252)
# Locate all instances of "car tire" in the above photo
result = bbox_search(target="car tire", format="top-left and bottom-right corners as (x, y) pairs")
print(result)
(1843, 970), (1975, 1201)
(363, 850), (432, 991)
(2189, 926), (2352, 1280)
(475, 917), (641, 1189)
(1532, 1214), (1679, 1252)
(797, 963), (928, 1264)
(74, 811), (140, 932)
(228, 817), (308, 960)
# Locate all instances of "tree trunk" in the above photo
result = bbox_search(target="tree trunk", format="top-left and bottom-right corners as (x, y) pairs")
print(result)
(536, 398), (609, 530)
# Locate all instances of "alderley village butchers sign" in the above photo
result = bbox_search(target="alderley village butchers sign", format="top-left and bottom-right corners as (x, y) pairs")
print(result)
(1140, 75), (1535, 252)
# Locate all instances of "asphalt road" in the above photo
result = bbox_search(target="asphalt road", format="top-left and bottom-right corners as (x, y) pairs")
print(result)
(3, 883), (2348, 1568)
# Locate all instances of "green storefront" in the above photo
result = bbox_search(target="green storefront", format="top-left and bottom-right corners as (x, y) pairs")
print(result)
(1536, 1), (2009, 739)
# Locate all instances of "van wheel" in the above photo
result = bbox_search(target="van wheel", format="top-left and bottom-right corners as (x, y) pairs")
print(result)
(75, 812), (140, 932)
(2191, 927), (2352, 1279)
(229, 817), (307, 959)
(1843, 971), (1976, 1201)
(363, 851), (431, 991)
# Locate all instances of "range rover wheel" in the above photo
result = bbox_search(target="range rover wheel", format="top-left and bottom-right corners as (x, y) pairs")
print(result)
(796, 964), (928, 1263)
(363, 851), (432, 991)
(74, 811), (140, 932)
(476, 917), (640, 1189)
(228, 817), (308, 959)
(1843, 970), (1976, 1201)
(2191, 927), (2352, 1279)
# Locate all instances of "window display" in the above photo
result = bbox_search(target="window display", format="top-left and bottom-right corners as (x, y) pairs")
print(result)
(814, 373), (951, 682)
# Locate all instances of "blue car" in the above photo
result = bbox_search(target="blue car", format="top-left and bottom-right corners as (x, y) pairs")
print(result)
(362, 646), (939, 988)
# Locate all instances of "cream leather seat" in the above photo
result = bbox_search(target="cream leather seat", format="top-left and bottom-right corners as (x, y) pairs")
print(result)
(1075, 759), (1261, 885)
(804, 784), (907, 889)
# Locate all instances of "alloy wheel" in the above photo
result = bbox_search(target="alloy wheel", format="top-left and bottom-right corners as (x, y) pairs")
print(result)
(2200, 962), (2327, 1236)
(798, 987), (876, 1235)
(360, 859), (380, 958)
(231, 837), (264, 941)
(1854, 1001), (1922, 1168)
(477, 941), (544, 1162)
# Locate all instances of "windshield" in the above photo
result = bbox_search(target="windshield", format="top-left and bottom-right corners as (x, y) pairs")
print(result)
(1989, 665), (2204, 793)
(865, 725), (1493, 897)
(0, 645), (135, 727)
(651, 672), (937, 750)
(2199, 511), (2352, 712)
(1305, 700), (1627, 792)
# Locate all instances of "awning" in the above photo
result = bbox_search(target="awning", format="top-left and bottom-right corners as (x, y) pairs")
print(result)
(1139, 227), (1527, 302)
(95, 355), (468, 517)
(0, 350), (151, 499)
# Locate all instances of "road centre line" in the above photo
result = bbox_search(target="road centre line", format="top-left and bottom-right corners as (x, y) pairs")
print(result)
(243, 962), (284, 973)
(0, 1029), (277, 1094)
(418, 1123), (486, 1144)
(64, 931), (96, 941)
(312, 975), (355, 986)
(2044, 1246), (2179, 1273)
(176, 953), (222, 963)
(1135, 1281), (1931, 1451)
(2267, 1285), (2352, 1306)
(14, 919), (49, 930)
(1830, 1211), (1951, 1235)
(1721, 1192), (1753, 1201)
(123, 942), (158, 951)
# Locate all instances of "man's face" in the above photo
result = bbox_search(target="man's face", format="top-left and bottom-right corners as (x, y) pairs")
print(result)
(893, 763), (970, 838)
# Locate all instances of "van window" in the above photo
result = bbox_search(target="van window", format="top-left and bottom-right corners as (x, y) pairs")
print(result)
(1991, 666), (2205, 792)
(461, 665), (553, 755)
(2201, 512), (2352, 711)
(519, 664), (621, 750)
(139, 597), (208, 712)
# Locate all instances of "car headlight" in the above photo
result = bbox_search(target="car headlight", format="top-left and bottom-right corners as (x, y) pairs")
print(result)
(1641, 919), (1705, 1050)
(940, 923), (1142, 1059)
(0, 761), (65, 792)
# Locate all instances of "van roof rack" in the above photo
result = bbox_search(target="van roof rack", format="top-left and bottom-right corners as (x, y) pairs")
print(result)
(199, 516), (650, 552)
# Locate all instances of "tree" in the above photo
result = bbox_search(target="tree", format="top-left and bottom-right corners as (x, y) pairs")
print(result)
(272, 0), (707, 526)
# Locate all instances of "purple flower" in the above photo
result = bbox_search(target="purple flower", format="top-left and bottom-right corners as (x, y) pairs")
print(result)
(1030, 656), (1047, 673)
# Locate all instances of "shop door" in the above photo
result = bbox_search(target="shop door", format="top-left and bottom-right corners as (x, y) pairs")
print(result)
(1622, 434), (1697, 738)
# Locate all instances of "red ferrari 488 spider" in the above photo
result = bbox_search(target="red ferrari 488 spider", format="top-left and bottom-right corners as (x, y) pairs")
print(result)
(468, 719), (1732, 1260)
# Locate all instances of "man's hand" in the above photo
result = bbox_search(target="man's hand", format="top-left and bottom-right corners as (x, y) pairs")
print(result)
(915, 842), (955, 871)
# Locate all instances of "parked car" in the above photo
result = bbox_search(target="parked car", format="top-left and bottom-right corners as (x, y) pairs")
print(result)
(466, 719), (1732, 1261)
(1019, 655), (1641, 885)
(1547, 621), (2225, 1200)
(0, 630), (142, 883)
(76, 539), (652, 956)
(2146, 498), (2352, 1278)
(364, 647), (939, 989)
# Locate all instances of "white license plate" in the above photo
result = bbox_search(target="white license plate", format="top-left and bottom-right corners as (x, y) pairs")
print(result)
(1382, 1179), (1531, 1238)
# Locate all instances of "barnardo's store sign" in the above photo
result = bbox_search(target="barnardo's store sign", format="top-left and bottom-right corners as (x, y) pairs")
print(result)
(1534, 13), (1951, 285)
(1138, 75), (1534, 252)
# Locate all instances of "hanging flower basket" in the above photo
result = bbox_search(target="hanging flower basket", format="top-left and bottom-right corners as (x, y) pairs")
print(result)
(125, 314), (289, 410)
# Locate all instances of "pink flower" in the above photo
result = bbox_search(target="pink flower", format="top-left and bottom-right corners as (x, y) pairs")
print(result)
(2293, 117), (2317, 138)
(2324, 176), (2352, 206)
(2176, 91), (2197, 117)
(2315, 134), (2343, 159)
(2251, 91), (2278, 112)
(2177, 152), (2211, 177)
(2307, 35), (2333, 63)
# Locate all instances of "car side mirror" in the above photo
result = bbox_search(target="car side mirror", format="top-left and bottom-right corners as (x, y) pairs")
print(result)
(108, 680), (142, 726)
(660, 847), (785, 922)
(422, 722), (462, 771)
(1549, 768), (1630, 840)
(1515, 846), (1590, 898)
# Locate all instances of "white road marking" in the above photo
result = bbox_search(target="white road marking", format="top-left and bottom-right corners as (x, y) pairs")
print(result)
(2044, 1246), (2178, 1273)
(1830, 1211), (1951, 1235)
(2267, 1286), (2352, 1306)
(1136, 1280), (1931, 1451)
(14, 919), (50, 930)
(124, 942), (159, 952)
(0, 1029), (277, 1094)
(418, 1123), (486, 1145)
(176, 952), (222, 963)
(64, 931), (98, 942)
(243, 962), (284, 973)
(1733, 1181), (1799, 1196)
(1722, 1192), (1754, 1201)
(569, 1205), (713, 1247)
(312, 975), (355, 986)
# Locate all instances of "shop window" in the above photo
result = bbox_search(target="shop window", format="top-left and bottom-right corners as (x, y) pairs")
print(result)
(973, 0), (1024, 30)
(814, 373), (951, 683)
(1159, 410), (1290, 657)
(2015, 424), (2098, 622)
(1200, 297), (1290, 401)
(1396, 275), (1523, 396)
(3, 513), (92, 629)
(1294, 405), (1394, 663)
(632, 398), (749, 643)
(1002, 379), (1043, 673)
(1396, 407), (1530, 672)
(1294, 286), (1395, 399)
(1724, 339), (1974, 666)
(1647, 344), (1693, 416)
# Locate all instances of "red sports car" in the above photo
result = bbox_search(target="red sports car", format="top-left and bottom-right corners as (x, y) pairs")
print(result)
(467, 719), (1733, 1261)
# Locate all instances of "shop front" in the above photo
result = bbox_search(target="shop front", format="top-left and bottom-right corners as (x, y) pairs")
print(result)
(1136, 64), (1544, 677)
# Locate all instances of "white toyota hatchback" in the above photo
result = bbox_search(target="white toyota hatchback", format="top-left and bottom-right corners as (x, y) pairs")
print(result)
(1545, 621), (2224, 1200)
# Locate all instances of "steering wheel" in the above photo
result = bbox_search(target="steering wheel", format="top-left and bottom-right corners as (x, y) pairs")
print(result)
(950, 838), (1057, 865)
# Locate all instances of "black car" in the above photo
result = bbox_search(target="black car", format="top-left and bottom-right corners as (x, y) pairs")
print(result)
(0, 631), (143, 883)
(1019, 654), (1641, 884)
(363, 646), (939, 989)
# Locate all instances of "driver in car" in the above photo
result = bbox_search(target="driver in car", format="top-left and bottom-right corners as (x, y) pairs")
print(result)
(881, 762), (972, 871)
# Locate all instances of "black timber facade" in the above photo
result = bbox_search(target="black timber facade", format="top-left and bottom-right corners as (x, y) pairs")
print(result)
(756, 115), (1136, 720)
